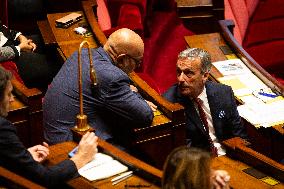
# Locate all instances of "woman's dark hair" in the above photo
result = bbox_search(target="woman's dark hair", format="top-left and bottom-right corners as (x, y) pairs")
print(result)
(162, 146), (211, 189)
(0, 67), (12, 102)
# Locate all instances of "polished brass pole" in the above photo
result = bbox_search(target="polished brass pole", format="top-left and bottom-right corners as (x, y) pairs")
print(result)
(73, 40), (96, 131)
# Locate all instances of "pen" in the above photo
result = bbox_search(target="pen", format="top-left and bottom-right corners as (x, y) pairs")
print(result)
(111, 171), (133, 182)
(258, 92), (278, 98)
(112, 174), (132, 185)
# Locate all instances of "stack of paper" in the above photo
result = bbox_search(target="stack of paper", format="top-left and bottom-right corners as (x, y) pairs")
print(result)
(237, 98), (284, 128)
(213, 58), (284, 128)
(78, 153), (128, 181)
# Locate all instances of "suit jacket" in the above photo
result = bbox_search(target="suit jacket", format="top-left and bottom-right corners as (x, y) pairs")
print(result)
(0, 116), (77, 187)
(0, 20), (21, 62)
(163, 81), (247, 151)
(43, 47), (153, 146)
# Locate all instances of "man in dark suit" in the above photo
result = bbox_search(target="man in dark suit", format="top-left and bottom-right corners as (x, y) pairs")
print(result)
(43, 28), (156, 148)
(163, 48), (247, 156)
(0, 66), (98, 187)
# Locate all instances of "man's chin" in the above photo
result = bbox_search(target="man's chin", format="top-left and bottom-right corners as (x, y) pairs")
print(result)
(179, 88), (191, 96)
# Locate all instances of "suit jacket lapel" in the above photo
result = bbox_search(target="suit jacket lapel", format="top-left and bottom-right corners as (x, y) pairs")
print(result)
(176, 92), (207, 135)
(206, 82), (222, 133)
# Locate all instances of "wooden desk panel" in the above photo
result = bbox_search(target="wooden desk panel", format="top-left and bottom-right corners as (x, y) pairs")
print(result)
(47, 12), (98, 59)
(46, 141), (161, 188)
(212, 156), (284, 189)
(47, 141), (284, 189)
(7, 97), (30, 147)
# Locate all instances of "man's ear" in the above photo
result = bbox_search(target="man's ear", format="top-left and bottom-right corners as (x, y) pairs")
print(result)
(203, 72), (210, 81)
(116, 54), (126, 62)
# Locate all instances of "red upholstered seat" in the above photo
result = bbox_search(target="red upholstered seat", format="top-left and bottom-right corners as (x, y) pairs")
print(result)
(225, 0), (284, 85)
(243, 18), (284, 47)
(137, 72), (161, 94)
(1, 61), (24, 84)
(252, 0), (284, 22)
(97, 0), (143, 37)
(106, 0), (147, 27)
(97, 0), (112, 31)
(224, 0), (250, 44)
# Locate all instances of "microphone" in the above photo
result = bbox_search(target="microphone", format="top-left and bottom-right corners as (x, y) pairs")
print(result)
(72, 40), (97, 132)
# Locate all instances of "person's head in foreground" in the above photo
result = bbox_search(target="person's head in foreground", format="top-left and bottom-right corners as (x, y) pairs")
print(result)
(162, 146), (230, 189)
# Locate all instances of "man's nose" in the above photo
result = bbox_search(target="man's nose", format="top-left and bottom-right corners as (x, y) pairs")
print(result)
(177, 72), (186, 81)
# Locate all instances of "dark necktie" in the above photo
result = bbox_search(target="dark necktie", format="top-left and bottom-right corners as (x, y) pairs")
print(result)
(195, 98), (218, 157)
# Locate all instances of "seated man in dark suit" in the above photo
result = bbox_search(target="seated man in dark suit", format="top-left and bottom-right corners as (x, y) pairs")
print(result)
(0, 20), (59, 92)
(163, 48), (247, 156)
(43, 28), (156, 148)
(0, 67), (98, 187)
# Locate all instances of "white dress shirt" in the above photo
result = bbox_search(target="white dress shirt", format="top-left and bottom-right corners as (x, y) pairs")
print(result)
(196, 87), (226, 156)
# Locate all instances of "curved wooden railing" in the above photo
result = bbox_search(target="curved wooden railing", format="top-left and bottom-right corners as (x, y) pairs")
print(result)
(0, 166), (45, 189)
(219, 19), (284, 95)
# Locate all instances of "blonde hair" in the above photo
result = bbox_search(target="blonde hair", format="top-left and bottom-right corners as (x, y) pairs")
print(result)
(162, 146), (211, 189)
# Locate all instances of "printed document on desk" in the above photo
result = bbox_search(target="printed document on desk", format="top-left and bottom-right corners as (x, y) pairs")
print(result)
(78, 153), (128, 181)
(217, 74), (267, 97)
(237, 98), (284, 128)
(213, 59), (251, 76)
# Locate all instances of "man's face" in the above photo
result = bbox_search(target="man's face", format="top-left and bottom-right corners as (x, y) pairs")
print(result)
(118, 54), (142, 74)
(176, 57), (208, 99)
(0, 81), (14, 117)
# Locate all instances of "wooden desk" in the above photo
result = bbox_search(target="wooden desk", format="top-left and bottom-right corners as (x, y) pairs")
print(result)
(184, 33), (284, 161)
(46, 140), (284, 189)
(46, 140), (162, 188)
(38, 12), (98, 61)
(212, 156), (284, 188)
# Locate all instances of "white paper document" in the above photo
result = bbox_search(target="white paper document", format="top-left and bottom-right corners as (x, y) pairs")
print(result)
(237, 98), (284, 127)
(213, 59), (251, 76)
(217, 74), (267, 97)
(78, 153), (128, 181)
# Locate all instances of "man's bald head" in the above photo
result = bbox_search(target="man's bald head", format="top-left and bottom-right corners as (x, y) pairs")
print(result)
(104, 28), (144, 63)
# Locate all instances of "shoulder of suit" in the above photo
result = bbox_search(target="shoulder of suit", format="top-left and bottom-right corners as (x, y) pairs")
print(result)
(206, 81), (231, 89)
(0, 117), (14, 131)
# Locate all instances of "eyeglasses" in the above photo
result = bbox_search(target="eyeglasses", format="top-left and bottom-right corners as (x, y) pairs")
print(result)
(126, 54), (142, 68)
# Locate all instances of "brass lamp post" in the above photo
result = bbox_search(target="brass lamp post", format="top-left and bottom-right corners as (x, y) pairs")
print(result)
(72, 40), (97, 133)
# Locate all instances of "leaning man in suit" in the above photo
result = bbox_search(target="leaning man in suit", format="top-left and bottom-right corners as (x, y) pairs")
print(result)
(163, 48), (247, 156)
(43, 28), (156, 149)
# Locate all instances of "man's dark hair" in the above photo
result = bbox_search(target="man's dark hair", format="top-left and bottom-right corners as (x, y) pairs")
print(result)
(0, 67), (12, 102)
(178, 48), (212, 73)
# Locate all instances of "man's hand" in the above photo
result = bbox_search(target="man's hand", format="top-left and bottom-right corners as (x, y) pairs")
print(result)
(146, 100), (157, 112)
(211, 170), (230, 189)
(71, 132), (98, 169)
(17, 34), (37, 52)
(130, 85), (138, 92)
(28, 142), (49, 163)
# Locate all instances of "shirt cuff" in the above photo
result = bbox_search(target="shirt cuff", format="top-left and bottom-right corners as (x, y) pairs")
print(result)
(15, 32), (22, 41)
(15, 46), (21, 56)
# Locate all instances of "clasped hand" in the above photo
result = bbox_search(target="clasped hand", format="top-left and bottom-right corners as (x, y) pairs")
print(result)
(18, 35), (37, 52)
(28, 142), (49, 163)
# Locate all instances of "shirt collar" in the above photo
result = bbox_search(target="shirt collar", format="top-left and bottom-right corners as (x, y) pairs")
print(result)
(197, 86), (207, 102)
(0, 32), (8, 47)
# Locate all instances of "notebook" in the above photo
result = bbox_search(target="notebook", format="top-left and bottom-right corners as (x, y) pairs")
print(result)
(78, 153), (128, 181)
